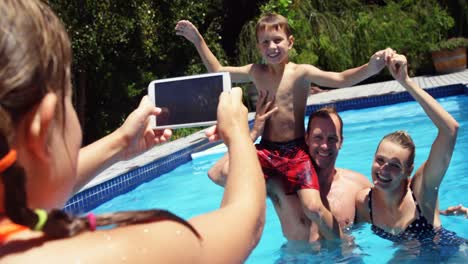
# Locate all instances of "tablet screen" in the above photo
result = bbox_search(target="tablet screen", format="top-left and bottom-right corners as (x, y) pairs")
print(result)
(151, 74), (225, 128)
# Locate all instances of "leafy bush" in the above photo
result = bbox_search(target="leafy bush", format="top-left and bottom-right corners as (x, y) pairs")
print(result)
(429, 37), (468, 52)
(237, 0), (456, 77)
(49, 0), (227, 143)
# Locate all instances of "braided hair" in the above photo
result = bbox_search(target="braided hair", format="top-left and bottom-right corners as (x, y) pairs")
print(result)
(0, 0), (200, 240)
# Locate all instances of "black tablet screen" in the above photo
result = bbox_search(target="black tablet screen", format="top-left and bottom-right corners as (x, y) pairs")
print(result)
(153, 75), (223, 127)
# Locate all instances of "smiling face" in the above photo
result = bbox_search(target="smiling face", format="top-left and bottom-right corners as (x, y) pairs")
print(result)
(256, 28), (293, 65)
(306, 113), (343, 171)
(372, 139), (412, 191)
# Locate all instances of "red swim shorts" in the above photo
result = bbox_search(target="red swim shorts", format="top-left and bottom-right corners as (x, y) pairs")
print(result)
(256, 138), (319, 194)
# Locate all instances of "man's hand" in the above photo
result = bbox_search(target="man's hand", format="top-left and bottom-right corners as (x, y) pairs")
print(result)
(440, 204), (468, 218)
(251, 90), (278, 141)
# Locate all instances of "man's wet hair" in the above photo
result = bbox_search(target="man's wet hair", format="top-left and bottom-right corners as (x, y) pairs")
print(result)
(307, 106), (343, 140)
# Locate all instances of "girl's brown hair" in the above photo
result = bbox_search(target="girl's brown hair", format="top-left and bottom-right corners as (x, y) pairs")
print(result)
(0, 0), (199, 239)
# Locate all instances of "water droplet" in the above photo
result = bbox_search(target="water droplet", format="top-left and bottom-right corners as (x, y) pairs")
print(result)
(143, 228), (149, 233)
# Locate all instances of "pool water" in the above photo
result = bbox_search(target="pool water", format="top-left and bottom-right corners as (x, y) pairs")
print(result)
(92, 95), (468, 263)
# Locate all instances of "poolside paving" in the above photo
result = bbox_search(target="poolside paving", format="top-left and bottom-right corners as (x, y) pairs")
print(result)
(78, 69), (468, 192)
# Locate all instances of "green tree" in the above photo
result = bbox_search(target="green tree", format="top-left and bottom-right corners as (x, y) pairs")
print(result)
(48, 0), (227, 143)
(237, 0), (454, 79)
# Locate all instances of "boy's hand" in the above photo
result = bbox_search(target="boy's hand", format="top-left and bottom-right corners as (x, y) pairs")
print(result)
(387, 53), (409, 83)
(368, 47), (396, 75)
(116, 96), (172, 160)
(251, 90), (278, 141)
(205, 87), (249, 144)
(175, 20), (201, 44)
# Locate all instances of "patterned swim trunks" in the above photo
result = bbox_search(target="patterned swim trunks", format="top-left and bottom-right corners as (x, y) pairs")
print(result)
(256, 138), (319, 194)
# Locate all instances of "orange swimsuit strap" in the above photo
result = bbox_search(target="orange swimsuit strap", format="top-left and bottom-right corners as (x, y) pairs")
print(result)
(0, 150), (24, 243)
(0, 149), (17, 173)
(0, 220), (28, 243)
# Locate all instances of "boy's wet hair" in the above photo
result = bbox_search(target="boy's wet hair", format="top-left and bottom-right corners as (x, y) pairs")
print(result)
(255, 13), (292, 42)
(307, 106), (344, 140)
(0, 0), (200, 240)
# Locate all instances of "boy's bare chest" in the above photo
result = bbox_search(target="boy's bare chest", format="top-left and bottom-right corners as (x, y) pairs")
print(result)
(253, 76), (308, 108)
(254, 75), (304, 92)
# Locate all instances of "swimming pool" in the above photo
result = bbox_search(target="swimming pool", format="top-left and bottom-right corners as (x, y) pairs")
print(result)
(91, 94), (467, 263)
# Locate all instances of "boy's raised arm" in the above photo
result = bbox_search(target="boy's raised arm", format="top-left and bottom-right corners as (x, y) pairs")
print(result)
(301, 48), (395, 88)
(175, 20), (252, 83)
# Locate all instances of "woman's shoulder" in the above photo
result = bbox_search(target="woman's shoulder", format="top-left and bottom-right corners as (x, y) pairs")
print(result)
(354, 187), (372, 224)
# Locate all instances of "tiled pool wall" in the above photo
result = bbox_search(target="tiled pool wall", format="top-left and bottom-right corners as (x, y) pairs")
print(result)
(64, 83), (468, 214)
(306, 83), (467, 115)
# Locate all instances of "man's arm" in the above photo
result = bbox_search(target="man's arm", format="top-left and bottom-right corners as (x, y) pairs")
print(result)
(301, 48), (395, 88)
(175, 20), (252, 83)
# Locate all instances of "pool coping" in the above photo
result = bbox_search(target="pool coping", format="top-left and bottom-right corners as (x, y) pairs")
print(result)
(64, 70), (468, 214)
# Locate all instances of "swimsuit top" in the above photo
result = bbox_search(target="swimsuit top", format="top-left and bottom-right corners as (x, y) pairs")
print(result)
(368, 188), (435, 242)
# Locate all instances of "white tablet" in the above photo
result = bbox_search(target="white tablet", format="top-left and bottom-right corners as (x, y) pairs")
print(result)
(148, 72), (231, 129)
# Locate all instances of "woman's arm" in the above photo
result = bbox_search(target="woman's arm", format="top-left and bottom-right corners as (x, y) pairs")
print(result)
(388, 54), (459, 222)
(354, 188), (372, 224)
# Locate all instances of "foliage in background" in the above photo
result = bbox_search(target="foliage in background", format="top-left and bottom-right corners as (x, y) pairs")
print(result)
(429, 37), (468, 52)
(237, 0), (455, 78)
(48, 0), (227, 143)
(46, 0), (462, 142)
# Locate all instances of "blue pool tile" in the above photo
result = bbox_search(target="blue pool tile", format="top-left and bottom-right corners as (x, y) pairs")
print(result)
(65, 83), (467, 214)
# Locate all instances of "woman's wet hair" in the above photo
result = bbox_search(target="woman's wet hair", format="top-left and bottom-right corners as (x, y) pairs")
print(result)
(255, 13), (292, 42)
(379, 130), (416, 170)
(0, 0), (200, 239)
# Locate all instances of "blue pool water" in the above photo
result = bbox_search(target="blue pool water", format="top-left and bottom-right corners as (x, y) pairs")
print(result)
(92, 95), (468, 263)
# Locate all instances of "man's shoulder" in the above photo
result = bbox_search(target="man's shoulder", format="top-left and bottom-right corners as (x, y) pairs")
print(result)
(338, 168), (372, 188)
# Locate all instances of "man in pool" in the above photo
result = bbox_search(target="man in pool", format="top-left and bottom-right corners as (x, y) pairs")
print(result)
(208, 92), (464, 242)
(208, 91), (371, 241)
